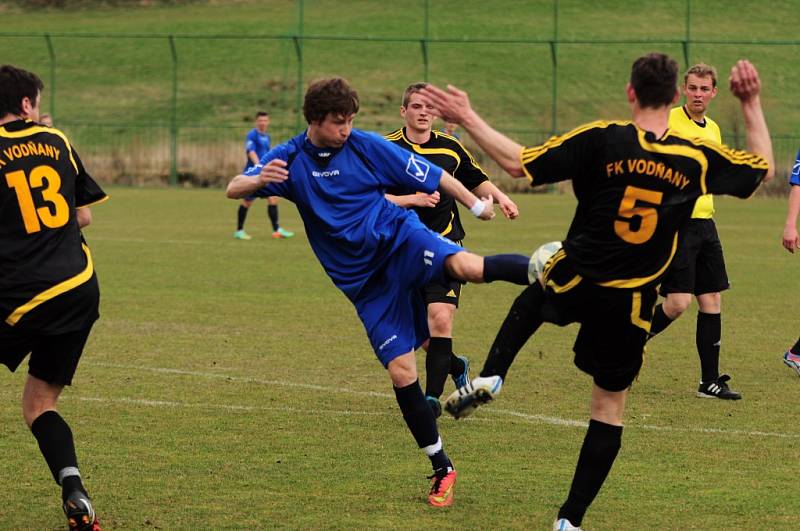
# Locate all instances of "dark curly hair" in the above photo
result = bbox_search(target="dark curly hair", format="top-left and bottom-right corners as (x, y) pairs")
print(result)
(303, 77), (359, 124)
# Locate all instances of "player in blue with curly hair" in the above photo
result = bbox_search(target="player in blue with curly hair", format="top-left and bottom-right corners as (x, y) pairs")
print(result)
(227, 76), (530, 507)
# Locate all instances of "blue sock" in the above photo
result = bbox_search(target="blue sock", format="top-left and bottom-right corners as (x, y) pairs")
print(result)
(484, 254), (529, 285)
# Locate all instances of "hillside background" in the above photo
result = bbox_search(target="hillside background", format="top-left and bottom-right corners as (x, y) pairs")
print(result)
(1, 0), (798, 191)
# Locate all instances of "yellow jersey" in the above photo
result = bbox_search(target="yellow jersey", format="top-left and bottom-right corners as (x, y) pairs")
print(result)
(668, 106), (722, 218)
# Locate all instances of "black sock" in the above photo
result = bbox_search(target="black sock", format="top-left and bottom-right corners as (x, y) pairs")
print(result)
(647, 303), (673, 339)
(425, 338), (452, 399)
(558, 419), (623, 527)
(483, 254), (530, 285)
(790, 337), (800, 355)
(237, 205), (248, 231)
(268, 204), (279, 231)
(697, 311), (721, 382)
(30, 411), (85, 499)
(480, 283), (544, 380)
(393, 380), (450, 471)
(449, 352), (465, 376)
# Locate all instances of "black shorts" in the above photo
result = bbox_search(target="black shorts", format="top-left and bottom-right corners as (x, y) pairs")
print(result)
(422, 279), (462, 307)
(0, 323), (95, 386)
(538, 254), (657, 392)
(659, 218), (729, 296)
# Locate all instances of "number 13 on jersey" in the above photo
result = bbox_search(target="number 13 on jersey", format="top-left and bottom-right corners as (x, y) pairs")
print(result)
(5, 165), (70, 234)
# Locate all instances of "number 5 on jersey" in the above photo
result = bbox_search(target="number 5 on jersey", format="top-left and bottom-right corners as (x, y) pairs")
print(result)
(614, 185), (663, 244)
(5, 165), (70, 234)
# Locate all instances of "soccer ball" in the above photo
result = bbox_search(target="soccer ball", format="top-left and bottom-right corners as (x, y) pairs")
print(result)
(527, 241), (563, 285)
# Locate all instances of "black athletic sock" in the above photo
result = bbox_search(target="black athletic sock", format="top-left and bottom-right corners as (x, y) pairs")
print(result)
(393, 380), (450, 470)
(647, 303), (673, 339)
(30, 411), (84, 498)
(425, 337), (452, 399)
(237, 205), (248, 231)
(558, 419), (623, 527)
(483, 254), (530, 285)
(268, 204), (279, 231)
(697, 311), (721, 382)
(790, 337), (800, 355)
(449, 352), (465, 376)
(480, 283), (544, 380)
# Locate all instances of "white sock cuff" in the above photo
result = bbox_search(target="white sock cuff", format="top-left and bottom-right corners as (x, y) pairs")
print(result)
(422, 436), (443, 457)
(58, 467), (81, 485)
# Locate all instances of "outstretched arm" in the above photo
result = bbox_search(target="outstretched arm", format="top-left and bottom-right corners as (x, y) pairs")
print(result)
(471, 180), (519, 219)
(421, 84), (526, 178)
(438, 171), (495, 220)
(385, 191), (440, 209)
(783, 185), (800, 253)
(729, 60), (775, 182)
(227, 159), (288, 199)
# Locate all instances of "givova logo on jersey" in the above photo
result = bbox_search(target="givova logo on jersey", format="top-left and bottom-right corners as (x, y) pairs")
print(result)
(406, 154), (430, 182)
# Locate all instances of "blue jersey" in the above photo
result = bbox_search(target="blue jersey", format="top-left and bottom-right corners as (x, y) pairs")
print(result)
(244, 128), (272, 171)
(791, 148), (800, 186)
(246, 128), (444, 300)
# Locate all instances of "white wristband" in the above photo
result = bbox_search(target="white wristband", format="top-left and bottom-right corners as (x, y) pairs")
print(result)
(469, 198), (485, 217)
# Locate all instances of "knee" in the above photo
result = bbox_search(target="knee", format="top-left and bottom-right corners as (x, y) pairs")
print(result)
(387, 354), (418, 387)
(428, 309), (454, 337)
(697, 292), (721, 313)
(445, 252), (482, 283)
(664, 294), (691, 318)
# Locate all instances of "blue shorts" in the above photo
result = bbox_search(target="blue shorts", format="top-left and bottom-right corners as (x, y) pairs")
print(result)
(354, 226), (463, 367)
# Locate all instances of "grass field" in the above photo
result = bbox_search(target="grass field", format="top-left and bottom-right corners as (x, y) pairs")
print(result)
(1, 187), (798, 529)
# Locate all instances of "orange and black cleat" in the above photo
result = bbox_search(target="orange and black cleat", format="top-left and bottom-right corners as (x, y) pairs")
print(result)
(63, 490), (101, 531)
(427, 468), (457, 507)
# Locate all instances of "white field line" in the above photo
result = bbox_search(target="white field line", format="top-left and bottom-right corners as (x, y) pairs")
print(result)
(86, 362), (800, 439)
(88, 236), (228, 246)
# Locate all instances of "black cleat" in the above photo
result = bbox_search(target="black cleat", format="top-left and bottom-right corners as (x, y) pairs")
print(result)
(63, 490), (100, 531)
(444, 375), (503, 419)
(696, 374), (742, 400)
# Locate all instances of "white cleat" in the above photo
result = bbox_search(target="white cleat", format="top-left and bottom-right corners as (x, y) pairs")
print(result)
(553, 518), (583, 531)
(444, 375), (502, 419)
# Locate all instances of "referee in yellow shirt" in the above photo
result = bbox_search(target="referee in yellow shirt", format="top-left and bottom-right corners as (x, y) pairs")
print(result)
(648, 64), (741, 399)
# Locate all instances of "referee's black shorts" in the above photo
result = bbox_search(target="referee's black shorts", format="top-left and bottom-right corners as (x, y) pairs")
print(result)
(538, 255), (657, 392)
(659, 218), (729, 296)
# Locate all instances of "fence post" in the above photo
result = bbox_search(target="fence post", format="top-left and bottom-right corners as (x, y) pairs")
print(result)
(294, 0), (305, 133)
(44, 34), (56, 120)
(684, 0), (691, 66)
(422, 0), (430, 81)
(168, 35), (178, 186)
(551, 0), (559, 136)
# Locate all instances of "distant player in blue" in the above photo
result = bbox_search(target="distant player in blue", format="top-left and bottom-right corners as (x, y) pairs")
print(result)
(234, 111), (294, 240)
(781, 148), (800, 376)
(227, 77), (530, 507)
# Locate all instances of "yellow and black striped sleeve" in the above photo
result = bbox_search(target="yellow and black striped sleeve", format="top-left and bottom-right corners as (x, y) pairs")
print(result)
(446, 135), (488, 190)
(697, 139), (768, 198)
(520, 120), (617, 186)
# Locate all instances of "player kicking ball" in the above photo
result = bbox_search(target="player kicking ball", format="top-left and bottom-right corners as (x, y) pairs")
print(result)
(425, 55), (772, 529)
(227, 77), (531, 507)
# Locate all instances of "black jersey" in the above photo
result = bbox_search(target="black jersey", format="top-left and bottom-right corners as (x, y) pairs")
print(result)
(384, 127), (488, 241)
(522, 120), (767, 288)
(0, 119), (107, 332)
